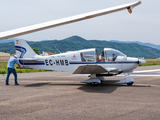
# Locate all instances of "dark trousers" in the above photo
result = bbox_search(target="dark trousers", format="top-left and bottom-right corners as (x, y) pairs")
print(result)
(6, 68), (18, 84)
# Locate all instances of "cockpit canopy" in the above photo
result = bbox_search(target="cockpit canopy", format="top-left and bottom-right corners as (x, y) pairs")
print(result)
(104, 48), (126, 62)
(79, 48), (126, 62)
(80, 49), (98, 62)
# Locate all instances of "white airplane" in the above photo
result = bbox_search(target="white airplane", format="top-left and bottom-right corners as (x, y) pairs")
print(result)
(0, 1), (145, 85)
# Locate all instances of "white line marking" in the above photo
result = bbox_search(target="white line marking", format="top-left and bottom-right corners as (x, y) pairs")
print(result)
(134, 69), (160, 73)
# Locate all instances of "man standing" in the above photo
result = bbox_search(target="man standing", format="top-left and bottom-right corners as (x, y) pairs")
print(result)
(6, 55), (21, 85)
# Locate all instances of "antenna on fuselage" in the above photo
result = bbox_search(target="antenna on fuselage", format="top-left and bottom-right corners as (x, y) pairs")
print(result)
(53, 45), (61, 54)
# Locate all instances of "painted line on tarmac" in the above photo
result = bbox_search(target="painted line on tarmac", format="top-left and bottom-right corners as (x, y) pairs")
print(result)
(134, 69), (160, 73)
(133, 84), (160, 87)
(120, 74), (160, 77)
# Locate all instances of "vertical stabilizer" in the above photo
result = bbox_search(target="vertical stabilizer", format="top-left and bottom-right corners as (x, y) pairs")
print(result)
(14, 39), (37, 58)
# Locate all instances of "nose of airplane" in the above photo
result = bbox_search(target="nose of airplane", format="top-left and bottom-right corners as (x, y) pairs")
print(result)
(138, 59), (146, 65)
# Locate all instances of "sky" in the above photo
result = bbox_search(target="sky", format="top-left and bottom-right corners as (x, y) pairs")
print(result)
(0, 0), (160, 44)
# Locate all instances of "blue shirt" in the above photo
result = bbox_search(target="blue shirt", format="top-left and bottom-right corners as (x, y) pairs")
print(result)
(7, 57), (18, 69)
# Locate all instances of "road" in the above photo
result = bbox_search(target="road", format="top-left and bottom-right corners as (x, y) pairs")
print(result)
(0, 66), (160, 120)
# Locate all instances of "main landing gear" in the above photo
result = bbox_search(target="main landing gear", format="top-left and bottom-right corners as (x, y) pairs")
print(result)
(81, 74), (105, 85)
(81, 73), (134, 86)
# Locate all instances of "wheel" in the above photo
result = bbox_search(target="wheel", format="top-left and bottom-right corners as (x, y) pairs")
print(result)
(91, 82), (99, 86)
(127, 82), (133, 86)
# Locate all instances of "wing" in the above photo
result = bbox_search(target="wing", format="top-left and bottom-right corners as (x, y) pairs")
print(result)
(73, 65), (119, 74)
(0, 1), (141, 41)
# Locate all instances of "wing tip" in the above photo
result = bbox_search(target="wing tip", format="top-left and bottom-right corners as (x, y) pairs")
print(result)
(127, 1), (142, 14)
(127, 7), (132, 14)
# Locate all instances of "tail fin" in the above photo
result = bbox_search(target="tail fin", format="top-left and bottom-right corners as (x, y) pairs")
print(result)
(14, 39), (37, 58)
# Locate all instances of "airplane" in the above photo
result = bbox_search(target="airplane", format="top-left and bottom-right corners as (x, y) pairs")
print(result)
(0, 1), (145, 85)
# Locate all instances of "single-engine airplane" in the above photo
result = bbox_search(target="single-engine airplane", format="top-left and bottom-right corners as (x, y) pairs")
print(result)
(0, 1), (145, 85)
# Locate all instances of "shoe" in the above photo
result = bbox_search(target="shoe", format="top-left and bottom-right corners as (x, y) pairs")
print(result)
(15, 83), (20, 85)
(6, 83), (9, 85)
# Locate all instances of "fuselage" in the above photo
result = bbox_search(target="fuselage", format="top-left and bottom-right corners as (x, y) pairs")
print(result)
(19, 48), (146, 74)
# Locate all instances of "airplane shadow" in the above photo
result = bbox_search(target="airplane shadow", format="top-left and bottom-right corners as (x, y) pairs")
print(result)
(24, 83), (51, 87)
(24, 80), (149, 94)
(24, 82), (82, 87)
(78, 81), (119, 94)
(78, 80), (149, 94)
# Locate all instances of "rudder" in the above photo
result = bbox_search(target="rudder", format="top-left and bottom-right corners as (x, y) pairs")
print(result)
(14, 39), (37, 58)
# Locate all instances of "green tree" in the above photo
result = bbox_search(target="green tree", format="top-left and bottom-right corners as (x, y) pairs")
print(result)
(4, 50), (6, 53)
(33, 48), (40, 55)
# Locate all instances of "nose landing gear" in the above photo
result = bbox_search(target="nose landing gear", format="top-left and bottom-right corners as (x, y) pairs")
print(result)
(117, 73), (134, 86)
(127, 82), (134, 86)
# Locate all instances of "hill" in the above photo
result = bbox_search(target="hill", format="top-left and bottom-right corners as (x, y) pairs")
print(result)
(0, 38), (17, 43)
(109, 40), (160, 50)
(0, 36), (160, 58)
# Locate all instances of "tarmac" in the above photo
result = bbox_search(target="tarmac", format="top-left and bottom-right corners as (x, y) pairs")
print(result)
(0, 66), (160, 120)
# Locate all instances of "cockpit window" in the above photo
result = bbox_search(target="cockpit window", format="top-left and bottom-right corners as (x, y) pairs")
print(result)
(105, 50), (125, 61)
(80, 50), (98, 62)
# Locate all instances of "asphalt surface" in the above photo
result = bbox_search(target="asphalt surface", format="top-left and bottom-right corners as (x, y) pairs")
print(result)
(0, 66), (160, 120)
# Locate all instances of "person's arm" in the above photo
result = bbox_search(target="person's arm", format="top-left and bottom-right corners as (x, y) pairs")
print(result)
(17, 64), (22, 70)
(15, 58), (22, 70)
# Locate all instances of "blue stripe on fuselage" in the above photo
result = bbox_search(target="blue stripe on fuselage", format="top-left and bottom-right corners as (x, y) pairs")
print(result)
(69, 62), (137, 65)
(19, 60), (45, 65)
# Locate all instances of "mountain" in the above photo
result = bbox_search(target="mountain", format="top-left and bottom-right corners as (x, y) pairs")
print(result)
(0, 36), (160, 58)
(1, 37), (160, 50)
(0, 38), (28, 43)
(135, 42), (160, 50)
(109, 40), (160, 50)
(0, 38), (16, 43)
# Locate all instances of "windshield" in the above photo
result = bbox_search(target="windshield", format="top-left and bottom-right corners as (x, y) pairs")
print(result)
(105, 49), (125, 61)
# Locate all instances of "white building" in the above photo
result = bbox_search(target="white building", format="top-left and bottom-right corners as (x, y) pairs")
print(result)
(42, 51), (57, 56)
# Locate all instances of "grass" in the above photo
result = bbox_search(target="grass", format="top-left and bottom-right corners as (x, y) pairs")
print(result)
(0, 62), (7, 74)
(140, 59), (160, 66)
(0, 62), (50, 74)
